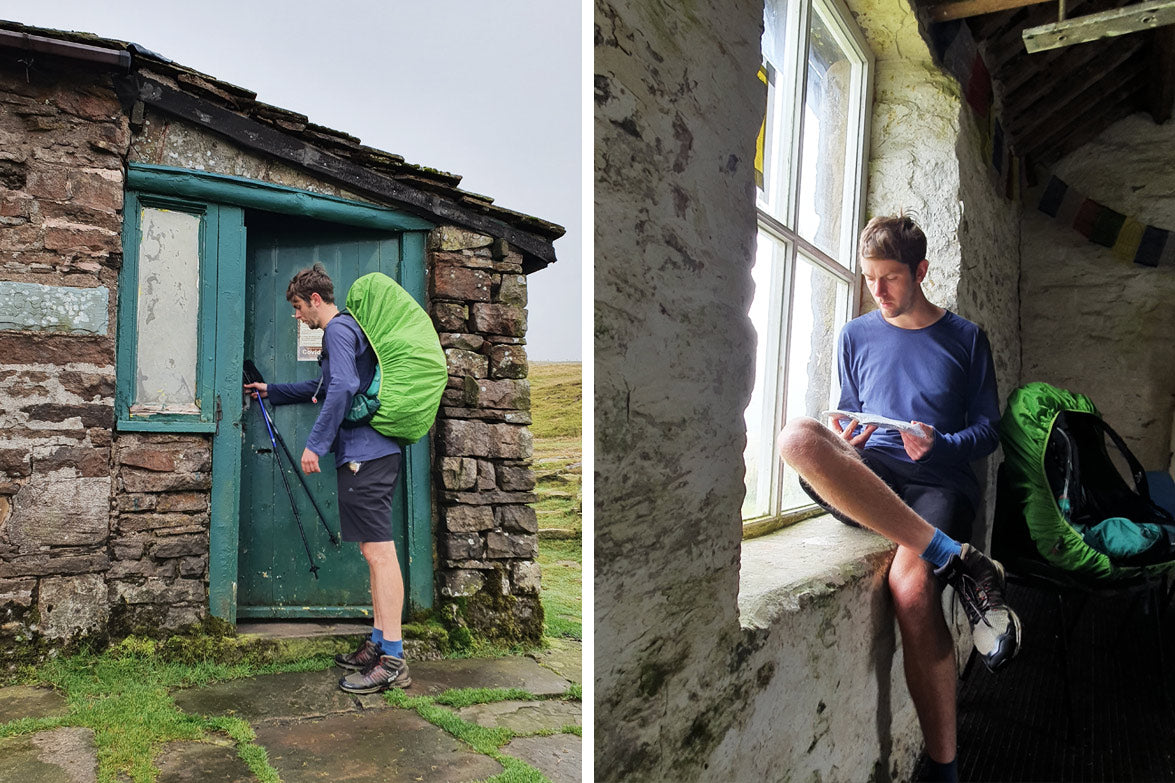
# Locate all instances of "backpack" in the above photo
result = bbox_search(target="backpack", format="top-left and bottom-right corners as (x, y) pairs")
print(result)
(342, 272), (448, 443)
(998, 382), (1175, 580)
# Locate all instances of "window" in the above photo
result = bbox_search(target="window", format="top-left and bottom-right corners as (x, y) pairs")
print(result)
(743, 0), (872, 526)
(116, 193), (225, 431)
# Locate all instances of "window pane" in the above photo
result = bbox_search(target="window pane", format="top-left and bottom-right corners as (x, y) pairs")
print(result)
(743, 231), (789, 519)
(758, 0), (796, 222)
(134, 207), (201, 412)
(779, 254), (848, 511)
(796, 7), (858, 260)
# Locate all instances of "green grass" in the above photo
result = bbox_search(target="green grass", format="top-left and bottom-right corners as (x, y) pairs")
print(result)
(384, 683), (581, 783)
(530, 363), (583, 641)
(1, 648), (293, 783)
(530, 362), (582, 537)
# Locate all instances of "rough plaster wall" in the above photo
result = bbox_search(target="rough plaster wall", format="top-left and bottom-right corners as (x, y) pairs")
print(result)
(1020, 112), (1175, 468)
(594, 0), (762, 778)
(130, 111), (373, 204)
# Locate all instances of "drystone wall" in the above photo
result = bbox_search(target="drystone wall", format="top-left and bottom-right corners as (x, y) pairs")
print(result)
(429, 226), (542, 643)
(0, 58), (127, 655)
(1020, 113), (1175, 469)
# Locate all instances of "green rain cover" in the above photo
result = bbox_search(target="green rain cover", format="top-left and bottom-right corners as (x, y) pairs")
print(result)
(1001, 382), (1123, 580)
(345, 273), (447, 443)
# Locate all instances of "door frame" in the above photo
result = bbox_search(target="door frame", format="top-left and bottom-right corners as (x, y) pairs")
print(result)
(125, 163), (436, 623)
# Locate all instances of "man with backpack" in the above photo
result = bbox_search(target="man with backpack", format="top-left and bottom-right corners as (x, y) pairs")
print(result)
(244, 263), (411, 693)
(775, 215), (1020, 783)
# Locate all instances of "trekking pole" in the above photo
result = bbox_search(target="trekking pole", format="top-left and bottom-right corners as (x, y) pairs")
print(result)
(243, 360), (339, 545)
(253, 393), (320, 580)
(265, 410), (340, 546)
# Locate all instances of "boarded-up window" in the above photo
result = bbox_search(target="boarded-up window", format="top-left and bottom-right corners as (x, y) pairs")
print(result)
(133, 207), (202, 414)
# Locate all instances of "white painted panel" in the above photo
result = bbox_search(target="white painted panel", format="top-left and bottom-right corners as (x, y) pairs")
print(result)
(133, 207), (201, 412)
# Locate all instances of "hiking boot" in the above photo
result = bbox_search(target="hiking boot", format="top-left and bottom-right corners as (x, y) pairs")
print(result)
(334, 638), (382, 672)
(934, 543), (1022, 672)
(338, 654), (411, 694)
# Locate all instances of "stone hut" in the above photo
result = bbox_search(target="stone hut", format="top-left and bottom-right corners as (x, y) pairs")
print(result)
(597, 0), (1175, 779)
(0, 20), (562, 658)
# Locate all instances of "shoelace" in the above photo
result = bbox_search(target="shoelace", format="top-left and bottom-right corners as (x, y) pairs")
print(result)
(958, 574), (996, 630)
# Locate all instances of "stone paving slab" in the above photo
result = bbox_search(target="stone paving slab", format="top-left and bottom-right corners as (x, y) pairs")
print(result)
(154, 740), (254, 783)
(253, 709), (502, 782)
(502, 734), (581, 783)
(457, 699), (581, 733)
(529, 639), (582, 684)
(0, 685), (70, 721)
(409, 656), (571, 697)
(172, 669), (366, 723)
(0, 727), (97, 783)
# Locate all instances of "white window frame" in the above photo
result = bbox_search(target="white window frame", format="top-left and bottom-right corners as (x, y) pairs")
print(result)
(744, 0), (874, 534)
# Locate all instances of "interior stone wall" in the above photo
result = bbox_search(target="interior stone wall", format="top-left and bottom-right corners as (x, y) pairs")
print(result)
(1020, 113), (1175, 469)
(594, 0), (763, 777)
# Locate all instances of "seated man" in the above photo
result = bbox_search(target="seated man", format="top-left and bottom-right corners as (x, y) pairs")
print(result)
(776, 215), (1020, 783)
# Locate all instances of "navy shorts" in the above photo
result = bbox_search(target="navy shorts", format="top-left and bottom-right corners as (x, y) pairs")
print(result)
(800, 448), (974, 543)
(336, 452), (402, 543)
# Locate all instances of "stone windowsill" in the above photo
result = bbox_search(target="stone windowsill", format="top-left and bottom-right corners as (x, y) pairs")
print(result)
(738, 514), (897, 630)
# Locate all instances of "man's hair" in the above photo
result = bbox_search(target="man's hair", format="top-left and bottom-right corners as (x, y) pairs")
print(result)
(858, 214), (927, 274)
(286, 262), (334, 303)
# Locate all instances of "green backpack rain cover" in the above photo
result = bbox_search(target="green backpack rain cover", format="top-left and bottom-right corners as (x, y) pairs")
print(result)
(1000, 382), (1175, 581)
(344, 272), (447, 443)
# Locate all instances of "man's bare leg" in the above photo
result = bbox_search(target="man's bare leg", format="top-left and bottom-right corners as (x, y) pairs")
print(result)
(361, 540), (404, 643)
(776, 417), (936, 551)
(890, 546), (958, 764)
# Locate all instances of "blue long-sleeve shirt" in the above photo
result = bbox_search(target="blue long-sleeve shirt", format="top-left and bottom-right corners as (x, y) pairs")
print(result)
(267, 313), (400, 467)
(837, 309), (1000, 508)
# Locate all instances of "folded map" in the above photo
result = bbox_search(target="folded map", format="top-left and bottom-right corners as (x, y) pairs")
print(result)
(822, 410), (924, 436)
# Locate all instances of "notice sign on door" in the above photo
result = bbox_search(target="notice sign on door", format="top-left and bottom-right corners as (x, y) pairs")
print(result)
(297, 321), (323, 362)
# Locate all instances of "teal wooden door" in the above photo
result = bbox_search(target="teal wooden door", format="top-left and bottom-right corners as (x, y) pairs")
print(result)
(238, 215), (408, 618)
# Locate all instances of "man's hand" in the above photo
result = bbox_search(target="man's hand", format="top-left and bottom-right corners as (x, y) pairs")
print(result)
(301, 448), (321, 474)
(830, 415), (877, 448)
(243, 382), (268, 399)
(901, 421), (935, 460)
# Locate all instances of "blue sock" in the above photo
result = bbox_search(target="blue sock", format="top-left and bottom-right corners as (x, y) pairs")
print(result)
(920, 528), (963, 570)
(380, 638), (403, 658)
(370, 627), (384, 645)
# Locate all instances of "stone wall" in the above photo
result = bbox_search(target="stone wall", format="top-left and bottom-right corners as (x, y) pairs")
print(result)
(0, 57), (126, 656)
(1020, 113), (1175, 469)
(109, 435), (212, 632)
(595, 0), (763, 777)
(429, 227), (541, 643)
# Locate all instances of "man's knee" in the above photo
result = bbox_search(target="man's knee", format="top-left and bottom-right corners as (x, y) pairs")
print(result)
(360, 540), (400, 566)
(889, 558), (937, 614)
(775, 416), (830, 469)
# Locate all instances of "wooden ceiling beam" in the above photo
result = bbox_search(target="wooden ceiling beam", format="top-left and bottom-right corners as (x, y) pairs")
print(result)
(927, 0), (1051, 22)
(1002, 35), (1116, 99)
(1022, 0), (1175, 52)
(984, 0), (1101, 74)
(1147, 25), (1175, 121)
(1021, 82), (1143, 162)
(1009, 57), (1145, 141)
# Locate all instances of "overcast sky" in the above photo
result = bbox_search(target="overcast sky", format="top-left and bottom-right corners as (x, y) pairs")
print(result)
(7, 0), (583, 361)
